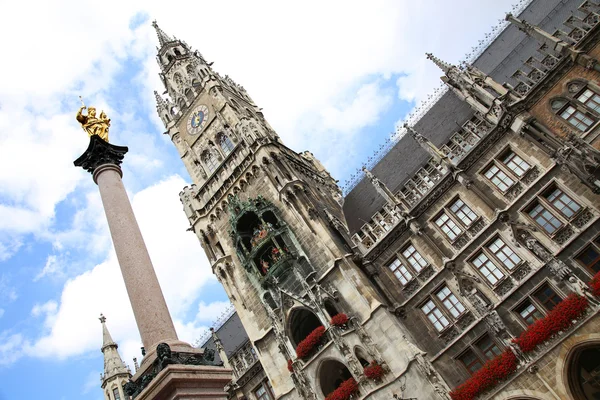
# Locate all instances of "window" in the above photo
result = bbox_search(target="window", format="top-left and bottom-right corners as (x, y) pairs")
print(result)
(487, 237), (521, 270)
(421, 300), (450, 332)
(254, 381), (274, 400)
(435, 213), (462, 240)
(113, 388), (121, 400)
(219, 134), (235, 155)
(544, 187), (581, 219)
(526, 185), (583, 235)
(203, 151), (219, 173)
(533, 283), (562, 311)
(472, 252), (505, 285)
(516, 300), (543, 325)
(483, 149), (532, 193)
(459, 349), (483, 374)
(436, 286), (466, 318)
(576, 88), (600, 113)
(458, 334), (503, 375)
(434, 198), (479, 241)
(515, 283), (562, 325)
(402, 245), (428, 273)
(421, 285), (466, 332)
(471, 237), (522, 286)
(476, 335), (502, 360)
(388, 258), (413, 285)
(450, 199), (477, 226)
(576, 237), (600, 274)
(484, 164), (515, 192)
(502, 151), (530, 177)
(561, 106), (594, 131)
(528, 203), (563, 234)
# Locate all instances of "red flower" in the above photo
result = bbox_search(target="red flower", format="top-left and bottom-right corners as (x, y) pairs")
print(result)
(325, 378), (359, 400)
(330, 313), (349, 327)
(513, 294), (588, 353)
(589, 271), (600, 297)
(296, 326), (326, 359)
(363, 361), (384, 380)
(450, 350), (517, 400)
(287, 359), (293, 372)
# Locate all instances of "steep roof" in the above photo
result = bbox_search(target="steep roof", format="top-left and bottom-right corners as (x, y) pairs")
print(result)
(202, 312), (249, 363)
(343, 0), (583, 234)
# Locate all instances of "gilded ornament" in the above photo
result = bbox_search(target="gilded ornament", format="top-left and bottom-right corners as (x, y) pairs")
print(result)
(76, 97), (111, 142)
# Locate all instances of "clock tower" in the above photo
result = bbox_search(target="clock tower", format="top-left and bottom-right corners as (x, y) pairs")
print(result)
(153, 21), (447, 400)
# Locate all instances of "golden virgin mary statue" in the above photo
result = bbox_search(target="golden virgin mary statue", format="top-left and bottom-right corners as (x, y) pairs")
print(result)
(76, 100), (111, 142)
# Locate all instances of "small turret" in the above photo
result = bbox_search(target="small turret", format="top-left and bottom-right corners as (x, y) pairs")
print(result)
(99, 314), (131, 400)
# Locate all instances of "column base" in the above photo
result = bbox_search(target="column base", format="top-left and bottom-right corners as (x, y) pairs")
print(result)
(136, 364), (232, 400)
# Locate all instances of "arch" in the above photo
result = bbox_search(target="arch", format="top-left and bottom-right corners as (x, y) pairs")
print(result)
(174, 48), (182, 56)
(562, 340), (600, 399)
(287, 307), (323, 348)
(354, 346), (370, 368)
(178, 97), (186, 110)
(173, 73), (184, 92)
(316, 358), (353, 397)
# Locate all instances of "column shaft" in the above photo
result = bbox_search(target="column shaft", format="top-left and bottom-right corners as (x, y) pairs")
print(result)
(94, 163), (178, 350)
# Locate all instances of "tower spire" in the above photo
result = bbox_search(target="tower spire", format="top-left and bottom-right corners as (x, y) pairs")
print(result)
(152, 20), (173, 47)
(99, 314), (131, 398)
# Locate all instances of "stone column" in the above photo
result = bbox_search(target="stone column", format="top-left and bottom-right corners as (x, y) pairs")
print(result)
(74, 136), (179, 351)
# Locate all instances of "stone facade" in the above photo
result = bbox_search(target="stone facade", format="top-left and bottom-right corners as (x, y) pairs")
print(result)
(152, 18), (443, 400)
(154, 0), (600, 399)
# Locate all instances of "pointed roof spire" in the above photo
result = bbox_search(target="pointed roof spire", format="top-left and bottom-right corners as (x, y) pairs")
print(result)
(152, 20), (173, 47)
(426, 53), (453, 74)
(100, 313), (117, 351)
(99, 314), (130, 385)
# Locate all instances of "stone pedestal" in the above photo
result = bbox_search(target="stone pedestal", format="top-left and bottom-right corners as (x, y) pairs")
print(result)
(137, 365), (232, 400)
(75, 136), (231, 399)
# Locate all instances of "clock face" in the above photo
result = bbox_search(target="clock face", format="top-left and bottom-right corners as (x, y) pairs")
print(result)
(187, 104), (209, 135)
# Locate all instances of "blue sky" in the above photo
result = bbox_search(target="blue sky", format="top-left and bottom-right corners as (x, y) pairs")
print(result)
(0, 1), (517, 399)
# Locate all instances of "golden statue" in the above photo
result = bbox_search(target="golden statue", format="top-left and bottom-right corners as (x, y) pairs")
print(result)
(76, 98), (111, 142)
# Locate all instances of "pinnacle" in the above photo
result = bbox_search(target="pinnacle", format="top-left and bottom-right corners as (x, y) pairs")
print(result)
(425, 52), (453, 74)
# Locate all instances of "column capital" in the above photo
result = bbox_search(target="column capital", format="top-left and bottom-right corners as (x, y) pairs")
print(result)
(74, 135), (129, 176)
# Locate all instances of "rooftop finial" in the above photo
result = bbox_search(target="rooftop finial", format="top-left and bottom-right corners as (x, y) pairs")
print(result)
(152, 20), (173, 47)
(99, 313), (106, 324)
(426, 53), (453, 74)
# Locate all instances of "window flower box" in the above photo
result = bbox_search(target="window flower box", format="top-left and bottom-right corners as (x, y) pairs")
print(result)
(363, 361), (385, 381)
(513, 294), (589, 353)
(295, 326), (326, 359)
(325, 378), (359, 400)
(449, 350), (517, 400)
(330, 313), (349, 328)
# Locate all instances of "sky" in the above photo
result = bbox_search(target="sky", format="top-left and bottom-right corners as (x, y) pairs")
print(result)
(0, 1), (518, 399)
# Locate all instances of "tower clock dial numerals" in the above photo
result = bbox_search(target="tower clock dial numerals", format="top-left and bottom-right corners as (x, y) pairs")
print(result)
(187, 104), (209, 135)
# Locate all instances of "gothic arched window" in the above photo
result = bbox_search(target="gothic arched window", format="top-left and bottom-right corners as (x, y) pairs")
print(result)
(219, 134), (235, 155)
(185, 89), (194, 103)
(203, 151), (218, 173)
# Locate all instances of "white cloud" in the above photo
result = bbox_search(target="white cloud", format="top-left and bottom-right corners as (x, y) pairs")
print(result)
(31, 300), (58, 319)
